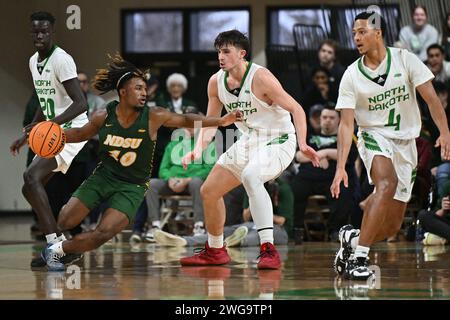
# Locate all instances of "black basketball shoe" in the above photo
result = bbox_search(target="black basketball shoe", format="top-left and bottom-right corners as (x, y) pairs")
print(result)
(31, 252), (83, 268)
(344, 256), (374, 281)
(334, 224), (360, 275)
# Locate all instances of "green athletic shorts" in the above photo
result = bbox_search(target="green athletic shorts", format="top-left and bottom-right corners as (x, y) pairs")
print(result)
(72, 167), (147, 222)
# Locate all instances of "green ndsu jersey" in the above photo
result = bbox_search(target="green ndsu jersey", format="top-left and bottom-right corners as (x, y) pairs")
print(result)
(98, 101), (156, 185)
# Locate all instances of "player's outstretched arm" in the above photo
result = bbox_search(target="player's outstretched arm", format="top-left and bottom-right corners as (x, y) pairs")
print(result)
(253, 68), (320, 166)
(65, 109), (106, 143)
(330, 109), (354, 198)
(51, 78), (88, 126)
(150, 107), (242, 129)
(417, 80), (450, 160)
(181, 75), (225, 169)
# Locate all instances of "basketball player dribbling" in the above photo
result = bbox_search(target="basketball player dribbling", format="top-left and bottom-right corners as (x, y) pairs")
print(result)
(40, 55), (242, 271)
(10, 11), (88, 268)
(331, 11), (450, 280)
(181, 30), (320, 269)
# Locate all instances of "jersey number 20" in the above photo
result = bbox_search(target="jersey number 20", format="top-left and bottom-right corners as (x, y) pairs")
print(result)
(39, 98), (55, 120)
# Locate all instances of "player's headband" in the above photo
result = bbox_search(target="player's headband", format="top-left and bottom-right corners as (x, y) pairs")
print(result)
(116, 71), (133, 90)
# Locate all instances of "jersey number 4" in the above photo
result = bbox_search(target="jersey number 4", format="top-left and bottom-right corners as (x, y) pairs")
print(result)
(384, 108), (401, 131)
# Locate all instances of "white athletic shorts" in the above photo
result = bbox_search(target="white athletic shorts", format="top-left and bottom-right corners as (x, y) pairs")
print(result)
(33, 140), (87, 174)
(54, 141), (87, 173)
(216, 131), (296, 183)
(357, 129), (417, 203)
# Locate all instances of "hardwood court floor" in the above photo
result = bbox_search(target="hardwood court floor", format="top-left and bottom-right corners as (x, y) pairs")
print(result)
(1, 227), (450, 299)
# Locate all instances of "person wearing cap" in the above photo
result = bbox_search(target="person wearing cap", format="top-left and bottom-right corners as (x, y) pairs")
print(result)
(308, 104), (325, 135)
(144, 75), (163, 108)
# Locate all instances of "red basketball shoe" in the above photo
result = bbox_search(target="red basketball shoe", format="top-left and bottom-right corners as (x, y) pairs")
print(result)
(257, 242), (281, 269)
(180, 242), (231, 266)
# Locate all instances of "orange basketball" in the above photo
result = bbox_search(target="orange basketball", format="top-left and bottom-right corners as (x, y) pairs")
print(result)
(28, 121), (66, 158)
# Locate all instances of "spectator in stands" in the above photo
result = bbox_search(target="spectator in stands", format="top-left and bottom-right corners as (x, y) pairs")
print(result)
(421, 81), (450, 198)
(157, 73), (197, 113)
(440, 12), (450, 60)
(291, 106), (358, 242)
(130, 106), (216, 242)
(144, 75), (162, 108)
(413, 132), (433, 208)
(399, 5), (439, 61)
(77, 71), (105, 115)
(302, 66), (338, 113)
(426, 44), (450, 83)
(418, 180), (450, 245)
(308, 104), (324, 135)
(152, 73), (197, 179)
(317, 39), (345, 85)
(153, 178), (292, 247)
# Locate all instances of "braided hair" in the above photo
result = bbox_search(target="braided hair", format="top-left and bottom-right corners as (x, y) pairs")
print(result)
(93, 54), (150, 95)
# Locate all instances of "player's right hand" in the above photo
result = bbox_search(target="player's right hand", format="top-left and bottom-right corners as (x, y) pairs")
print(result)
(181, 150), (201, 170)
(330, 168), (348, 199)
(10, 134), (27, 156)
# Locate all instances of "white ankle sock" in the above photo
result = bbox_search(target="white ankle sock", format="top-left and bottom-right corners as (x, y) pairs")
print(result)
(354, 245), (370, 259)
(258, 229), (274, 244)
(46, 233), (58, 245)
(50, 241), (65, 255)
(208, 233), (223, 248)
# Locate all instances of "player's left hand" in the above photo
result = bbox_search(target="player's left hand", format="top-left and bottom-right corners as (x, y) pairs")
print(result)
(219, 110), (243, 127)
(299, 144), (320, 167)
(435, 132), (450, 160)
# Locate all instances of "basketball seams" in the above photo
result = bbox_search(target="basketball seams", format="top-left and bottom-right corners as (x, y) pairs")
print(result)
(51, 125), (63, 156)
(39, 122), (54, 157)
(29, 121), (65, 158)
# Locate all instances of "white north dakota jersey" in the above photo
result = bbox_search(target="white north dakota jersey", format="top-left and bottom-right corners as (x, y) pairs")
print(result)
(29, 46), (88, 129)
(336, 47), (434, 140)
(216, 62), (295, 136)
